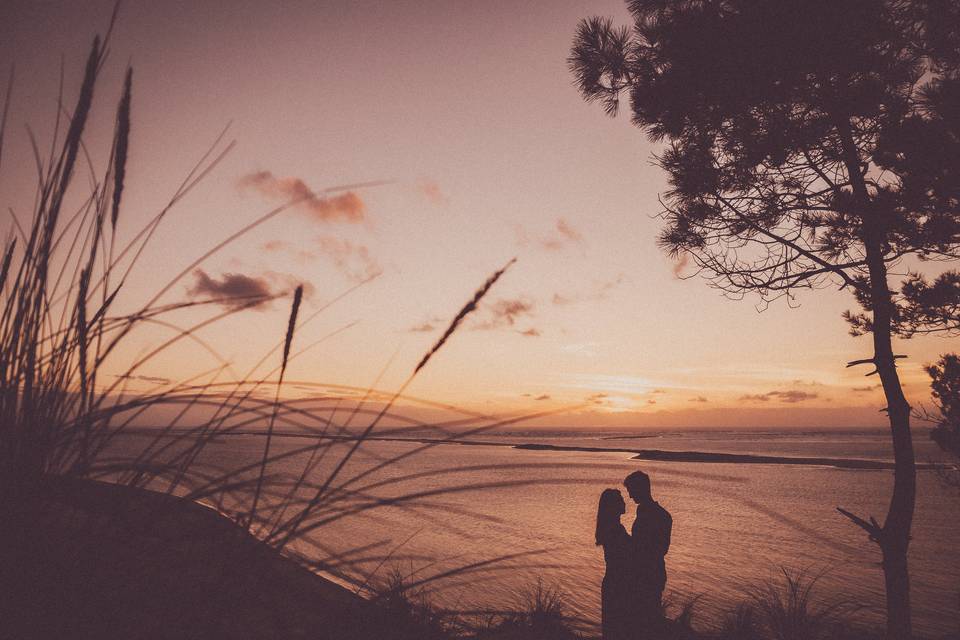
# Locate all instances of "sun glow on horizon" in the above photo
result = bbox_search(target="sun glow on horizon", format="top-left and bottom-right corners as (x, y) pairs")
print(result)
(0, 0), (950, 430)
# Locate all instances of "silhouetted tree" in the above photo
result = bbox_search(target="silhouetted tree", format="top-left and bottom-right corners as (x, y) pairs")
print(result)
(569, 2), (959, 637)
(925, 354), (960, 486)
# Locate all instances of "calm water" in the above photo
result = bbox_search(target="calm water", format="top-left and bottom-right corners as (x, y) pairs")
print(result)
(139, 429), (960, 636)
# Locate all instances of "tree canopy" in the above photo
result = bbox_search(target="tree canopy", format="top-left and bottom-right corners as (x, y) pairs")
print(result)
(927, 353), (960, 459)
(571, 0), (959, 323)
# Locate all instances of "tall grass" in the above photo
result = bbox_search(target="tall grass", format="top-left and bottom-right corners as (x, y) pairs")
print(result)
(365, 572), (586, 640)
(738, 569), (860, 640)
(0, 21), (581, 637)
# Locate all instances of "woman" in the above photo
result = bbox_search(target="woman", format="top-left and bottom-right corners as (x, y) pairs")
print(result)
(595, 488), (636, 640)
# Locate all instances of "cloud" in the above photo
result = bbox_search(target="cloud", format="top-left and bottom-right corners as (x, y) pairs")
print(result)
(315, 235), (382, 282)
(239, 171), (366, 223)
(791, 379), (825, 388)
(261, 239), (317, 263)
(409, 321), (437, 333)
(474, 297), (535, 330)
(417, 179), (448, 205)
(852, 385), (880, 392)
(518, 327), (541, 337)
(534, 394), (551, 401)
(187, 270), (275, 310)
(647, 399), (657, 405)
(542, 218), (585, 250)
(739, 390), (819, 404)
(651, 389), (666, 395)
(262, 240), (290, 252)
(115, 374), (173, 385)
(775, 390), (819, 403)
(490, 299), (534, 326)
(516, 218), (586, 251)
(556, 218), (584, 244)
(266, 272), (316, 300)
(689, 396), (709, 403)
(552, 274), (626, 307)
(587, 392), (609, 405)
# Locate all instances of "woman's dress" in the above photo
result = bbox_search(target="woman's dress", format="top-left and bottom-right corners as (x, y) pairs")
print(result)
(601, 524), (636, 640)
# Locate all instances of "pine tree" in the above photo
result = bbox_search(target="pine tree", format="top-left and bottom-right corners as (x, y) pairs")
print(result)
(570, 2), (959, 637)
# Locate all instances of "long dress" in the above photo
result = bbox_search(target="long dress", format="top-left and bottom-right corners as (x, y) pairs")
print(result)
(601, 524), (636, 640)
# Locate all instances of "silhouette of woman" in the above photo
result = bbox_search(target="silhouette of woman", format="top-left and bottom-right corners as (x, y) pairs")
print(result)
(596, 488), (636, 640)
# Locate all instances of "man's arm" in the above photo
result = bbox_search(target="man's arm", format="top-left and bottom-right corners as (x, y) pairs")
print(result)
(657, 509), (672, 557)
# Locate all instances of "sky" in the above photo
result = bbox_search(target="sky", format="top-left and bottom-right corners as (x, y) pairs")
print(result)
(1, 0), (954, 429)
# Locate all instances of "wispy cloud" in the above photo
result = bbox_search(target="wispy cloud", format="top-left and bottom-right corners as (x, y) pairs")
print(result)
(587, 392), (609, 405)
(552, 274), (625, 306)
(315, 235), (381, 282)
(240, 171), (366, 223)
(542, 217), (585, 250)
(775, 390), (819, 403)
(187, 270), (274, 310)
(689, 396), (709, 403)
(262, 240), (289, 252)
(518, 327), (541, 337)
(534, 394), (551, 401)
(417, 179), (448, 205)
(516, 217), (586, 251)
(115, 374), (173, 385)
(556, 218), (583, 244)
(409, 321), (437, 333)
(564, 373), (658, 395)
(261, 239), (316, 263)
(739, 390), (819, 404)
(474, 297), (535, 330)
(852, 384), (880, 393)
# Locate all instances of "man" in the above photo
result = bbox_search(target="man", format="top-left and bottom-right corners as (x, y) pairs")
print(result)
(623, 470), (672, 634)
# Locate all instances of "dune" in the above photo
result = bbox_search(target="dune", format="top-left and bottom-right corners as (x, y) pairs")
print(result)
(4, 478), (384, 639)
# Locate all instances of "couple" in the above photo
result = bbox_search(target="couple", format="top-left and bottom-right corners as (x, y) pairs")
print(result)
(595, 470), (672, 640)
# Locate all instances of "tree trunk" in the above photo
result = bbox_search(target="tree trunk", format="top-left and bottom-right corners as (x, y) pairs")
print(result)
(865, 236), (916, 640)
(838, 118), (916, 639)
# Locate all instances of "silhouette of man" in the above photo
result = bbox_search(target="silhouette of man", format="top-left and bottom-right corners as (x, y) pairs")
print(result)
(623, 470), (671, 636)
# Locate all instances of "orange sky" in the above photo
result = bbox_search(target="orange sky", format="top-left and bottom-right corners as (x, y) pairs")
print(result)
(1, 0), (954, 429)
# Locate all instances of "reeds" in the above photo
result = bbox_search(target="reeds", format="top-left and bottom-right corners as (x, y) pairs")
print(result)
(366, 573), (585, 640)
(1, 26), (564, 636)
(738, 569), (861, 640)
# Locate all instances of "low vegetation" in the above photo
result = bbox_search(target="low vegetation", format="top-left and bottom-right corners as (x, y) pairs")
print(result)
(359, 568), (895, 640)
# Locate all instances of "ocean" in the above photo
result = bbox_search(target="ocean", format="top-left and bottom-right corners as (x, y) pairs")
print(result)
(132, 427), (960, 636)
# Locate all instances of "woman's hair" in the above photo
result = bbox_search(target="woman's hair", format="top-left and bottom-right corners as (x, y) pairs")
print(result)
(595, 488), (623, 546)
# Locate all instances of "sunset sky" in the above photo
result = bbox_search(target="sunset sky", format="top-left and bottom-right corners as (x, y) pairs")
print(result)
(1, 0), (953, 428)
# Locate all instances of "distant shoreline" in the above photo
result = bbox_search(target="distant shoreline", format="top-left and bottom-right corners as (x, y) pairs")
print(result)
(512, 443), (934, 470)
(122, 428), (948, 471)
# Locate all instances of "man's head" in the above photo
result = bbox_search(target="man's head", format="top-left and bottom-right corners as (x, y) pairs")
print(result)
(623, 470), (652, 504)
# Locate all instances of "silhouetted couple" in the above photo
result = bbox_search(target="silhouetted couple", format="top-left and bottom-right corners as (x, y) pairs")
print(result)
(595, 470), (672, 640)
